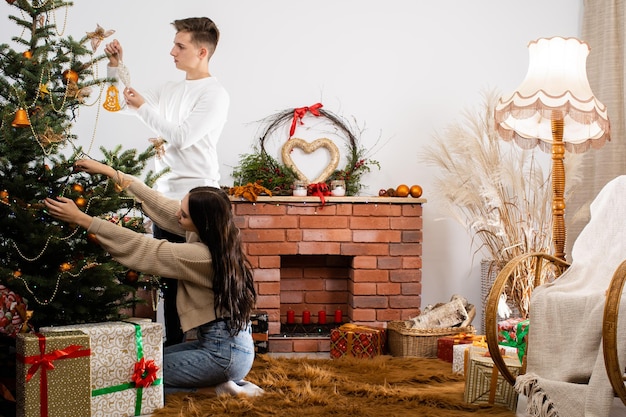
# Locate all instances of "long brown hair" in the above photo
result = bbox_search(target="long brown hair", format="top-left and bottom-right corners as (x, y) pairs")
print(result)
(187, 187), (256, 333)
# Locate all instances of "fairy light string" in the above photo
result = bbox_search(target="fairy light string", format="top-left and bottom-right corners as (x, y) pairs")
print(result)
(9, 163), (140, 305)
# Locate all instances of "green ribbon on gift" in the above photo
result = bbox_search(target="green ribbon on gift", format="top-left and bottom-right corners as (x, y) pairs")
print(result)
(91, 322), (162, 416)
(499, 319), (529, 364)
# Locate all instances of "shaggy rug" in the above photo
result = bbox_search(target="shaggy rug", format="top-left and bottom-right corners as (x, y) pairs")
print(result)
(151, 354), (516, 417)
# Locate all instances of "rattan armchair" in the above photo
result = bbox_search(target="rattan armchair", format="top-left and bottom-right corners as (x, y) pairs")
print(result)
(485, 175), (626, 411)
(485, 252), (569, 385)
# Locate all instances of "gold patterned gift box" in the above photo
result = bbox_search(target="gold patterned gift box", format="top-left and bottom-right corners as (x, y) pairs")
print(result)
(41, 320), (163, 417)
(330, 323), (386, 359)
(16, 330), (91, 417)
(463, 346), (521, 411)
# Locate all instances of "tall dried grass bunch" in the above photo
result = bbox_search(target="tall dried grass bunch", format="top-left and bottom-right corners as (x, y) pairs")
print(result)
(420, 90), (581, 317)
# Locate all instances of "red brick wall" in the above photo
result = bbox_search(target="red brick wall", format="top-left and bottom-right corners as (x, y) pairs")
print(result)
(231, 196), (423, 351)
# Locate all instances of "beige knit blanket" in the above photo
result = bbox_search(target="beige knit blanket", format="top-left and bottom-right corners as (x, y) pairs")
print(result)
(515, 175), (626, 417)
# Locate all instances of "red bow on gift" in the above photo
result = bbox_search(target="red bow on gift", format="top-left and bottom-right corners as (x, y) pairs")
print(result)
(132, 357), (160, 388)
(289, 103), (323, 137)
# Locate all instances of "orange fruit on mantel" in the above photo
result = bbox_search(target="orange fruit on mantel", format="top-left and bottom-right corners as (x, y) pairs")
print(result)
(395, 184), (410, 197)
(410, 185), (423, 198)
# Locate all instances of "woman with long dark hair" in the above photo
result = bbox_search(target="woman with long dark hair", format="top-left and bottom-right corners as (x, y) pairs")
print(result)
(44, 158), (262, 397)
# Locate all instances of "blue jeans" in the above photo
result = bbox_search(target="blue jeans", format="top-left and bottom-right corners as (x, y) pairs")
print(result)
(162, 320), (255, 395)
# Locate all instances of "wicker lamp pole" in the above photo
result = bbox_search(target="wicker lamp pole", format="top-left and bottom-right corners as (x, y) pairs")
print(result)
(494, 36), (610, 261)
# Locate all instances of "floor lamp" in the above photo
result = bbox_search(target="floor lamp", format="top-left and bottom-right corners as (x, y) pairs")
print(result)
(494, 36), (611, 261)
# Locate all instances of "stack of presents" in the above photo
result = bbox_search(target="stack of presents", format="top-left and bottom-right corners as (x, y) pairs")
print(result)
(327, 311), (528, 412)
(1, 318), (163, 417)
(1, 306), (526, 415)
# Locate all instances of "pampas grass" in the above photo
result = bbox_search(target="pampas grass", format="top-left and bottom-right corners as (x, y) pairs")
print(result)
(420, 90), (582, 318)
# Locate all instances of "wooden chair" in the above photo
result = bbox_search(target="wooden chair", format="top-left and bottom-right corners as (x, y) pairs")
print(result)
(484, 175), (626, 413)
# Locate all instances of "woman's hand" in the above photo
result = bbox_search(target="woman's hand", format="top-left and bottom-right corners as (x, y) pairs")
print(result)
(73, 159), (116, 178)
(44, 196), (93, 229)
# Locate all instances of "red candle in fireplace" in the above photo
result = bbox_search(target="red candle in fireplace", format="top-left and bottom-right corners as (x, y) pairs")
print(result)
(318, 310), (326, 324)
(334, 309), (342, 324)
(302, 310), (311, 324)
(286, 310), (295, 324)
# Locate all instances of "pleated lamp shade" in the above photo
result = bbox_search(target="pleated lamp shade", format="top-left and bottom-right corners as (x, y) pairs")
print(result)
(495, 36), (610, 153)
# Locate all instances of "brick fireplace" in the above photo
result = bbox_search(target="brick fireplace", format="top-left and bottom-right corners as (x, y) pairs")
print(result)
(231, 195), (424, 353)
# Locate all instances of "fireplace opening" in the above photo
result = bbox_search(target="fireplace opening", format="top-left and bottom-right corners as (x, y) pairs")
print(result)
(278, 254), (351, 337)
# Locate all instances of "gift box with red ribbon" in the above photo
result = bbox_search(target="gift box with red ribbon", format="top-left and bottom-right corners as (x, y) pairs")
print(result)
(437, 333), (485, 363)
(41, 319), (162, 417)
(436, 333), (482, 363)
(16, 330), (91, 417)
(330, 323), (386, 359)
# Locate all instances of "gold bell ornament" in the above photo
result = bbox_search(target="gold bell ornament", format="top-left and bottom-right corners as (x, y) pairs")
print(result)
(102, 85), (121, 112)
(11, 108), (30, 127)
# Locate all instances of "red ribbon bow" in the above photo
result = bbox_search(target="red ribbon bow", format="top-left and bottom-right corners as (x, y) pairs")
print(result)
(289, 103), (323, 137)
(132, 358), (159, 388)
(17, 333), (91, 417)
(308, 182), (331, 207)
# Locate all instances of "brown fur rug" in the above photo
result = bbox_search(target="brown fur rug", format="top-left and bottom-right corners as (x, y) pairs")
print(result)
(151, 354), (516, 417)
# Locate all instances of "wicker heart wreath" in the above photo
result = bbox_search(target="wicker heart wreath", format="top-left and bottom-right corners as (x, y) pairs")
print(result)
(231, 103), (379, 197)
(281, 138), (340, 184)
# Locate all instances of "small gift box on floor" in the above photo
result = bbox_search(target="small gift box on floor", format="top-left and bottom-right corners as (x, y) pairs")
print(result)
(497, 317), (527, 344)
(41, 320), (163, 417)
(330, 323), (386, 359)
(463, 346), (521, 411)
(452, 342), (517, 375)
(16, 331), (91, 417)
(437, 332), (482, 363)
(499, 318), (529, 365)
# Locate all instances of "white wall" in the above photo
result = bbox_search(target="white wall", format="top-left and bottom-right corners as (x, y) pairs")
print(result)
(0, 0), (583, 329)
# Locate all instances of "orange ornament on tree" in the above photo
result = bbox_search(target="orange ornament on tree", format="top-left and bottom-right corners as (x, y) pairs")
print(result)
(71, 183), (84, 193)
(62, 69), (79, 84)
(75, 196), (87, 208)
(125, 270), (139, 283)
(59, 262), (72, 272)
(86, 233), (99, 245)
(22, 50), (32, 59)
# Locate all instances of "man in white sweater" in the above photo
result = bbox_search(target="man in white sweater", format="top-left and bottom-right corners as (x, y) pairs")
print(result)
(104, 17), (230, 346)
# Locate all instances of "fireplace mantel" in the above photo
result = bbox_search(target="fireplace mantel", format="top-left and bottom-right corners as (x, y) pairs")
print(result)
(231, 195), (426, 204)
(230, 195), (425, 353)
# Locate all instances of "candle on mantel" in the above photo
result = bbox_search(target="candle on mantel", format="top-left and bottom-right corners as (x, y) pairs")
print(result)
(318, 310), (326, 324)
(334, 309), (342, 324)
(286, 310), (295, 324)
(302, 310), (311, 324)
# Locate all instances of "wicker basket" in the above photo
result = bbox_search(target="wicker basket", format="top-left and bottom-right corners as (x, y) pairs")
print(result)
(387, 321), (476, 358)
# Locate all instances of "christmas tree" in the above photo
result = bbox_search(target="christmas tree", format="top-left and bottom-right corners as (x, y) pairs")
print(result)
(0, 0), (160, 332)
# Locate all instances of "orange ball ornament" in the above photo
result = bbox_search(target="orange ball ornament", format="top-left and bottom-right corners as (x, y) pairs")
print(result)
(125, 270), (139, 283)
(409, 185), (423, 198)
(395, 184), (410, 197)
(22, 50), (32, 59)
(62, 69), (79, 84)
(86, 233), (99, 245)
(71, 183), (84, 193)
(75, 197), (87, 208)
(59, 262), (72, 272)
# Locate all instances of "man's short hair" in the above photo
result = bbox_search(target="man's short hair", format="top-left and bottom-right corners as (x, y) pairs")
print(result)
(172, 17), (219, 54)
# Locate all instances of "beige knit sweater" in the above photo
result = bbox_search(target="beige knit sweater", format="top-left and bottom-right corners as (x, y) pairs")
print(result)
(87, 175), (224, 333)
